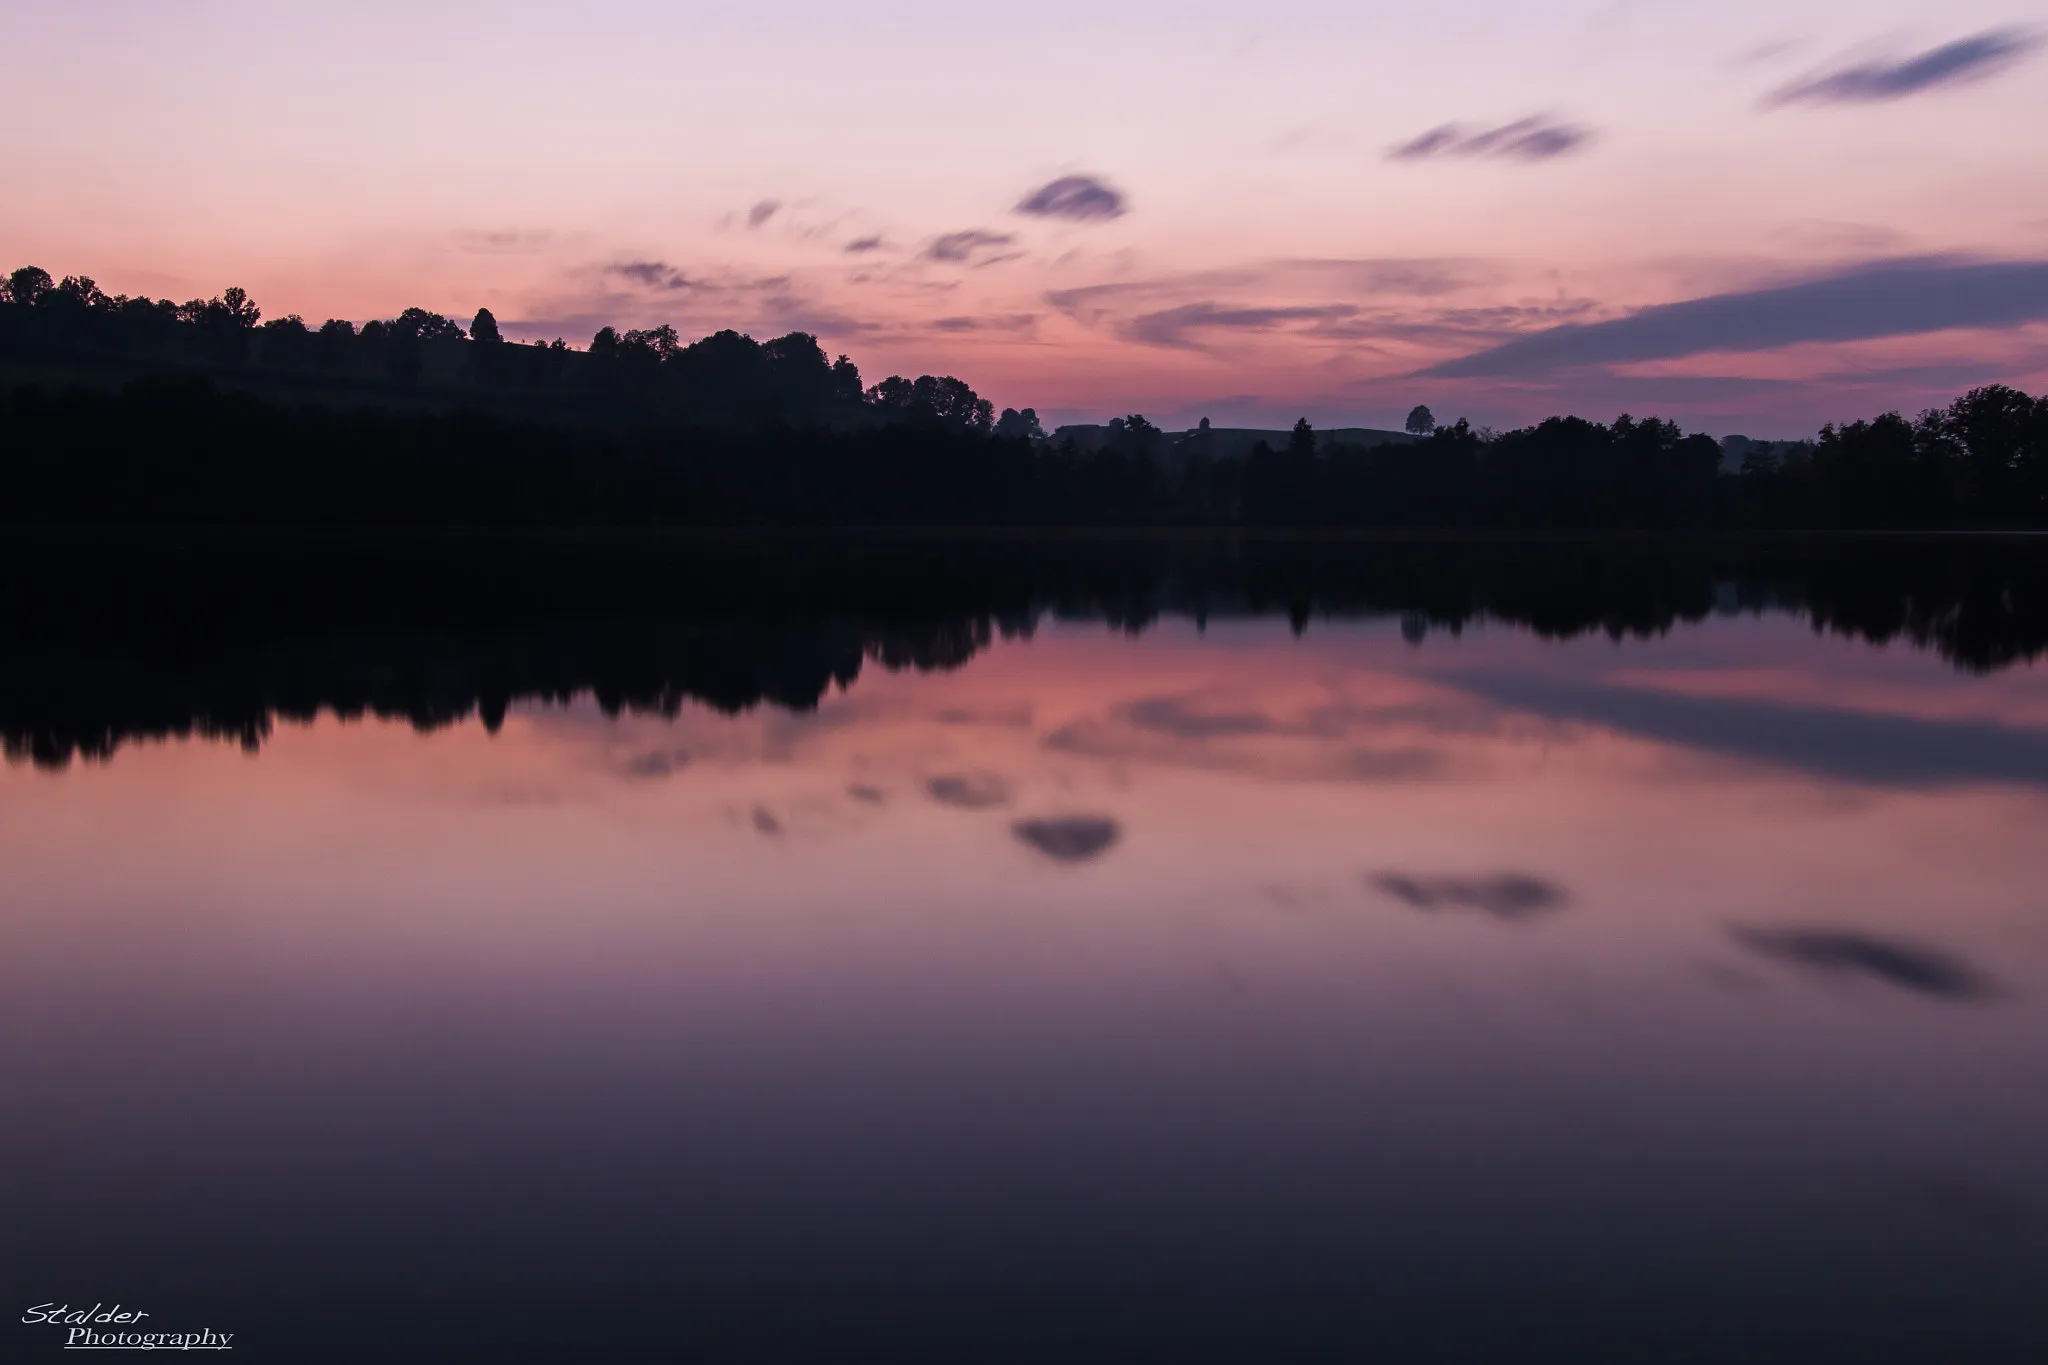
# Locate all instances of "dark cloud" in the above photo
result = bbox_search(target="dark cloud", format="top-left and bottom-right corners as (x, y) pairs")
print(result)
(1014, 174), (1129, 221)
(1731, 927), (1993, 1001)
(621, 748), (689, 778)
(607, 260), (698, 291)
(1370, 872), (1567, 920)
(752, 806), (783, 835)
(1448, 670), (2048, 789)
(923, 230), (1018, 264)
(747, 199), (782, 229)
(1389, 116), (1594, 163)
(843, 235), (885, 254)
(926, 772), (1013, 809)
(1767, 29), (2041, 106)
(1126, 303), (1360, 349)
(1423, 256), (2048, 378)
(847, 783), (886, 804)
(1013, 815), (1122, 862)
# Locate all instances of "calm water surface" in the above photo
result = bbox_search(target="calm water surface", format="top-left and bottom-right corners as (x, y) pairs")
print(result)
(5, 546), (2048, 1361)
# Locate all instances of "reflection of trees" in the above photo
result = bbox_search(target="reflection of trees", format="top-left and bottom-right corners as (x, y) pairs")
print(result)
(5, 535), (2048, 768)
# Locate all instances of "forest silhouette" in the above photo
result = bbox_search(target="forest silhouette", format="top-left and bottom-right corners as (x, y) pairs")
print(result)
(6, 264), (2048, 530)
(6, 533), (2048, 769)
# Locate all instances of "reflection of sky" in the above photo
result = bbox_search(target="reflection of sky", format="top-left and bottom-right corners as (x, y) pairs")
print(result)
(4, 2), (2046, 434)
(4, 615), (2048, 1353)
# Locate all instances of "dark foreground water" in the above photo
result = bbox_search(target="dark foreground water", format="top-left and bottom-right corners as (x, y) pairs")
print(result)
(4, 536), (2047, 1362)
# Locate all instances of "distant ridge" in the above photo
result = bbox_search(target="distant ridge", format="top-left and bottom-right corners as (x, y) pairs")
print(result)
(1052, 424), (1419, 461)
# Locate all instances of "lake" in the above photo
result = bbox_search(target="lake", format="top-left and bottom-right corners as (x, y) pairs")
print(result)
(4, 536), (2047, 1362)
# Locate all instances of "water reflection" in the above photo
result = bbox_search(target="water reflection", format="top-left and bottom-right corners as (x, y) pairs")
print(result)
(1731, 927), (1995, 1001)
(1013, 816), (1122, 862)
(4, 538), (2048, 1361)
(9, 533), (2048, 771)
(1370, 872), (1569, 920)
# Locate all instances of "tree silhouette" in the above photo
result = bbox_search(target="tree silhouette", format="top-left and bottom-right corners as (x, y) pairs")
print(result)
(1406, 404), (1436, 435)
(471, 308), (502, 344)
(5, 266), (54, 306)
(995, 407), (1045, 440)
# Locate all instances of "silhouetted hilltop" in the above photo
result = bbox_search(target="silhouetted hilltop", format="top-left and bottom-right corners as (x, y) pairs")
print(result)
(6, 533), (2048, 769)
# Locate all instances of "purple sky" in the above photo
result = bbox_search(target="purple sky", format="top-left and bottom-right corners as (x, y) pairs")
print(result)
(4, 0), (2046, 435)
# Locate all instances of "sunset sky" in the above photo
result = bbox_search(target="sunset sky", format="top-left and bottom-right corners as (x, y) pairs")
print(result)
(5, 0), (2046, 435)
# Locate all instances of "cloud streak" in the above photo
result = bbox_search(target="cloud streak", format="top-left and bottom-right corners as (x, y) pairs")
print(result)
(1126, 303), (1359, 349)
(1767, 29), (2041, 106)
(1423, 257), (2048, 378)
(1389, 115), (1593, 163)
(923, 230), (1018, 264)
(1014, 174), (1128, 221)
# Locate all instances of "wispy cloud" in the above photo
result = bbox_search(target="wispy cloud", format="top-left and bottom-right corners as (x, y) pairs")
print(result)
(929, 313), (1039, 334)
(606, 260), (698, 291)
(923, 230), (1018, 264)
(1125, 303), (1359, 349)
(843, 235), (885, 254)
(451, 229), (556, 254)
(1423, 257), (2048, 378)
(1766, 29), (2041, 106)
(1014, 174), (1128, 221)
(746, 199), (782, 228)
(1047, 258), (1481, 328)
(1389, 115), (1594, 163)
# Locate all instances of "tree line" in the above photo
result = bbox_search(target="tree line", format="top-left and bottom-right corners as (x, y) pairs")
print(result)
(0, 264), (1021, 433)
(4, 263), (2047, 529)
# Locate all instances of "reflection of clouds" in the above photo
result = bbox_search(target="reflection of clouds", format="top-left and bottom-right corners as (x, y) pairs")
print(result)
(1043, 690), (1466, 782)
(1371, 872), (1567, 920)
(621, 748), (690, 779)
(926, 772), (1014, 809)
(1732, 926), (1993, 1001)
(1447, 670), (2048, 789)
(1125, 695), (1296, 739)
(932, 704), (1034, 728)
(1013, 816), (1121, 862)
